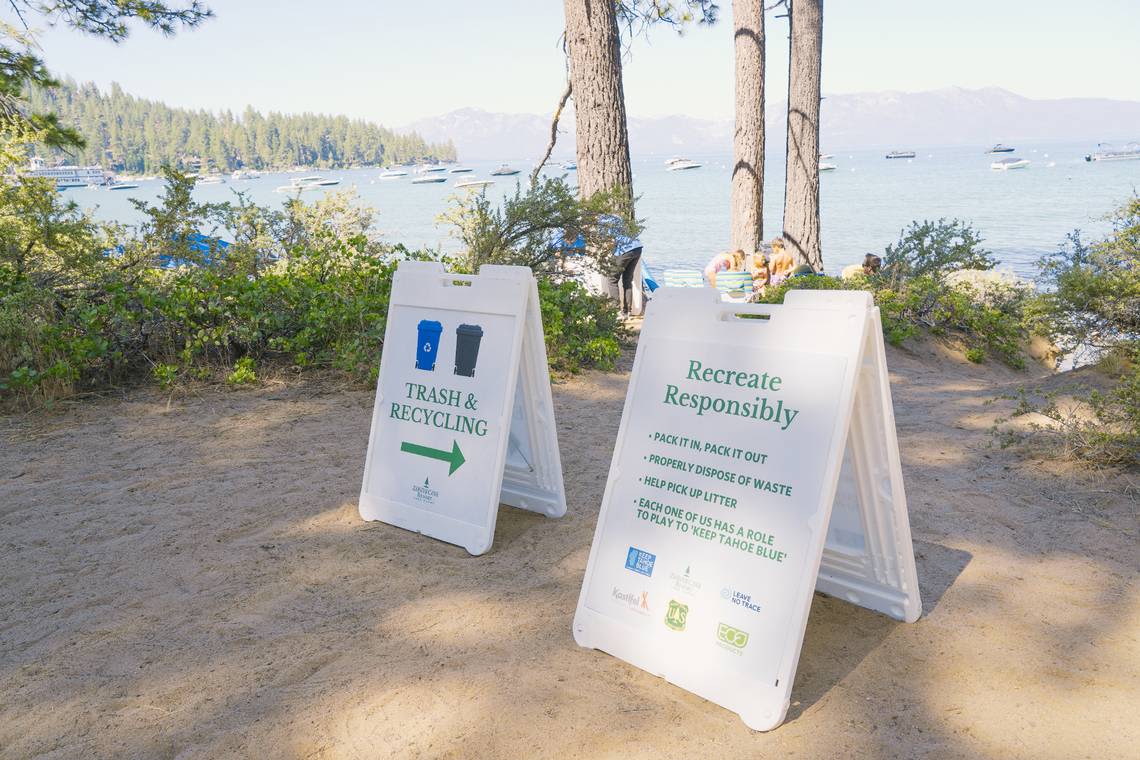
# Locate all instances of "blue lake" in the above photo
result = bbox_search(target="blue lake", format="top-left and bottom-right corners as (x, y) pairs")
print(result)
(69, 141), (1139, 278)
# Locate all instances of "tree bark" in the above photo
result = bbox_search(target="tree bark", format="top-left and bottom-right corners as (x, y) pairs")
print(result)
(782, 0), (823, 270)
(730, 0), (765, 254)
(563, 0), (634, 213)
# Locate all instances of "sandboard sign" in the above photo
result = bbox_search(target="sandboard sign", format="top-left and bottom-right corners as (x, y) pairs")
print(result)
(359, 261), (566, 555)
(572, 288), (921, 731)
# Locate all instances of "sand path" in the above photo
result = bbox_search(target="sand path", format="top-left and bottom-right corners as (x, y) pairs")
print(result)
(2, 343), (1137, 759)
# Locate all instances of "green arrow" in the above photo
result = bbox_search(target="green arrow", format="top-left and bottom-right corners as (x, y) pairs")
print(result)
(400, 439), (466, 476)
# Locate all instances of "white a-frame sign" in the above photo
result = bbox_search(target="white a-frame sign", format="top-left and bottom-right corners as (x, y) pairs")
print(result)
(573, 288), (921, 731)
(359, 261), (566, 555)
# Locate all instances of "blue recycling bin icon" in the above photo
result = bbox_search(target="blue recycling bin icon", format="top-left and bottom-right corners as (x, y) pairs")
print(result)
(415, 320), (443, 371)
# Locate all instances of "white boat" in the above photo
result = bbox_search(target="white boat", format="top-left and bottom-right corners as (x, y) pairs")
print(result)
(231, 169), (261, 180)
(987, 144), (1015, 154)
(418, 166), (448, 174)
(378, 169), (408, 179)
(490, 164), (521, 176)
(886, 150), (916, 159)
(455, 179), (494, 189)
(562, 161), (577, 170)
(274, 175), (340, 192)
(1084, 143), (1140, 162)
(991, 157), (1030, 170)
(819, 162), (838, 172)
(197, 175), (225, 185)
(665, 158), (702, 171)
(107, 181), (140, 190)
(411, 175), (448, 184)
(24, 157), (108, 188)
(819, 153), (834, 160)
(449, 167), (474, 174)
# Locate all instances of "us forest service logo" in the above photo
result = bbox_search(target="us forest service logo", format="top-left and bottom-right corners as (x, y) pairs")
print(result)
(664, 599), (689, 631)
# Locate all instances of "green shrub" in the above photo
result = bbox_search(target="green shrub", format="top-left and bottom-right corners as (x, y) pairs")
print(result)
(1, 170), (630, 406)
(226, 357), (257, 386)
(881, 217), (997, 288)
(757, 268), (1031, 368)
(1002, 197), (1140, 466)
(537, 279), (626, 374)
(152, 363), (178, 387)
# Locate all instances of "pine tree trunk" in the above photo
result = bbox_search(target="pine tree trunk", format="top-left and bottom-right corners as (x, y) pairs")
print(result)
(563, 0), (634, 213)
(782, 0), (824, 270)
(731, 0), (765, 254)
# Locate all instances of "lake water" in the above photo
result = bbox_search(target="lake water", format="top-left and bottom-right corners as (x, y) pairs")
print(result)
(70, 141), (1139, 279)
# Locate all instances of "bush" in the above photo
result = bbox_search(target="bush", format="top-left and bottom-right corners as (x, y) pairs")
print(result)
(881, 218), (998, 288)
(1002, 197), (1140, 466)
(1, 170), (630, 406)
(538, 279), (625, 374)
(756, 224), (1035, 369)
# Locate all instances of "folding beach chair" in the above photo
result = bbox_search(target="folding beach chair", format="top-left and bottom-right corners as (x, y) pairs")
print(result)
(714, 270), (754, 302)
(662, 268), (705, 288)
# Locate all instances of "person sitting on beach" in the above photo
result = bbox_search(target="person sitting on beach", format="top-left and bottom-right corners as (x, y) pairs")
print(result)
(842, 253), (884, 280)
(766, 239), (797, 288)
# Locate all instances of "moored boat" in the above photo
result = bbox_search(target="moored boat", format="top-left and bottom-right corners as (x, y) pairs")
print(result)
(379, 169), (408, 179)
(885, 150), (916, 159)
(274, 175), (339, 192)
(455, 179), (495, 189)
(819, 162), (837, 172)
(987, 143), (1015, 153)
(1084, 142), (1140, 162)
(991, 157), (1031, 170)
(23, 157), (109, 189)
(449, 167), (474, 173)
(411, 175), (448, 184)
(665, 158), (701, 171)
(490, 164), (520, 176)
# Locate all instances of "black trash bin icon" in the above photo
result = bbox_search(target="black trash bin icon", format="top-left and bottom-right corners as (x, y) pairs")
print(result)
(454, 324), (484, 377)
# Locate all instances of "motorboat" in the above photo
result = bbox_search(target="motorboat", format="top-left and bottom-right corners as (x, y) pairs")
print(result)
(411, 175), (448, 184)
(819, 162), (837, 172)
(418, 165), (448, 174)
(197, 175), (225, 185)
(231, 169), (261, 180)
(107, 181), (140, 190)
(1084, 143), (1140, 162)
(274, 175), (339, 192)
(885, 150), (916, 159)
(562, 161), (577, 170)
(449, 167), (474, 173)
(379, 169), (408, 179)
(665, 158), (701, 171)
(490, 164), (521, 176)
(819, 153), (834, 160)
(991, 157), (1030, 170)
(455, 179), (495, 189)
(987, 144), (1015, 154)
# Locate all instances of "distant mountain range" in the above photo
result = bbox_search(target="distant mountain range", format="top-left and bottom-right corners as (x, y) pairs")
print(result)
(407, 87), (1140, 159)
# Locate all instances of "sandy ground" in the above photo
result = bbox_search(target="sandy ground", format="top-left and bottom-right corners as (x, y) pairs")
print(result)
(2, 341), (1138, 760)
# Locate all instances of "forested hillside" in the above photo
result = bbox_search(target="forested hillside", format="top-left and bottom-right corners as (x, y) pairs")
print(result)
(25, 80), (456, 172)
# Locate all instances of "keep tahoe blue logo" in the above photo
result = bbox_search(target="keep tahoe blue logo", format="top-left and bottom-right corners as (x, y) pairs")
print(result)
(625, 547), (656, 577)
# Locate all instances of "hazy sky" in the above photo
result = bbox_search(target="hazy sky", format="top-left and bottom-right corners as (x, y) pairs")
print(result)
(16, 0), (1140, 126)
